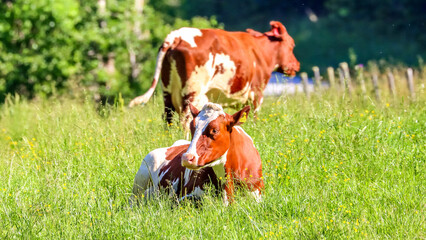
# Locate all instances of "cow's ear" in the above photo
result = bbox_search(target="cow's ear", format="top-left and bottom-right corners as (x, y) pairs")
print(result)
(230, 105), (251, 127)
(265, 21), (287, 40)
(189, 103), (200, 118)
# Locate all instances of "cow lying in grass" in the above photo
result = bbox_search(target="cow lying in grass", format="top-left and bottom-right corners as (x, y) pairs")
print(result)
(130, 103), (263, 205)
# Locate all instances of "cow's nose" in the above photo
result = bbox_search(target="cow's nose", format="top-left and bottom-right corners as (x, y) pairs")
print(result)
(182, 153), (197, 166)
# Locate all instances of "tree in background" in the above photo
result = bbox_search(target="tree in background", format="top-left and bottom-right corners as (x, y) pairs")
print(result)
(0, 0), (219, 103)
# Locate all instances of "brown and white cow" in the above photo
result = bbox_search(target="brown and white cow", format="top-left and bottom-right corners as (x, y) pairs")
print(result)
(130, 103), (263, 205)
(129, 21), (299, 131)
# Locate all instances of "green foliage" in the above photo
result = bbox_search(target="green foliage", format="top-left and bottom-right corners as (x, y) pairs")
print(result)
(0, 0), (219, 102)
(0, 94), (424, 238)
(152, 0), (426, 72)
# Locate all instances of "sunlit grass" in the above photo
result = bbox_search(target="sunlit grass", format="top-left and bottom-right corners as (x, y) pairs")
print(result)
(0, 92), (424, 239)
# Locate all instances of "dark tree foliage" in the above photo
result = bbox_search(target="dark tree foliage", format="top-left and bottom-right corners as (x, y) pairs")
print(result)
(0, 0), (218, 102)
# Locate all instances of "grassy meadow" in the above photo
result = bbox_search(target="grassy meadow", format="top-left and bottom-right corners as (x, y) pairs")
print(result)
(0, 91), (425, 239)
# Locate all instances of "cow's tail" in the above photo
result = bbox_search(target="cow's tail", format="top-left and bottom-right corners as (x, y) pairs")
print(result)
(128, 45), (169, 107)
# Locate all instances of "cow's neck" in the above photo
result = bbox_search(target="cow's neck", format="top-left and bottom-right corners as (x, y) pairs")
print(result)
(252, 37), (282, 72)
(225, 126), (252, 170)
(210, 151), (227, 179)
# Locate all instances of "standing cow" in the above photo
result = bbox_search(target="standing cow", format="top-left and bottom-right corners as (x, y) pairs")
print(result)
(129, 21), (299, 131)
(130, 103), (263, 205)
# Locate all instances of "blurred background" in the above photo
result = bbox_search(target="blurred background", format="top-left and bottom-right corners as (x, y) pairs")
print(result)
(0, 0), (424, 103)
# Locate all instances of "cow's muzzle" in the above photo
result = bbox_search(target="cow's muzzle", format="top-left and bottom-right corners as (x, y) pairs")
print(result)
(181, 153), (200, 170)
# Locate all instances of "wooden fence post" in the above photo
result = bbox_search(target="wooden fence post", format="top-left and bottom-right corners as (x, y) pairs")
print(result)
(312, 66), (322, 91)
(371, 73), (381, 102)
(386, 69), (396, 97)
(301, 72), (310, 99)
(338, 67), (345, 92)
(406, 68), (415, 99)
(340, 62), (353, 96)
(327, 67), (335, 89)
(355, 64), (367, 96)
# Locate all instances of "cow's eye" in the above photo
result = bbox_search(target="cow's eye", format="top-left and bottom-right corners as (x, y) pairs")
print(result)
(211, 128), (218, 135)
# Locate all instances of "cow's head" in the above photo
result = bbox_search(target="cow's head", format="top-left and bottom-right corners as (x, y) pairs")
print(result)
(265, 21), (300, 76)
(181, 103), (250, 170)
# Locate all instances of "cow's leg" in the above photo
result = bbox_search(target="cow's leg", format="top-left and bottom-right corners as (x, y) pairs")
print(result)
(252, 90), (264, 119)
(163, 92), (175, 125)
(180, 102), (192, 136)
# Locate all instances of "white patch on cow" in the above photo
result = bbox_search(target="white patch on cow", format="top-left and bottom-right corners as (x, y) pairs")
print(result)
(171, 178), (180, 194)
(164, 27), (202, 48)
(249, 91), (255, 101)
(180, 186), (205, 202)
(132, 147), (170, 200)
(172, 139), (190, 147)
(182, 53), (251, 109)
(253, 61), (256, 68)
(183, 168), (193, 186)
(157, 167), (169, 183)
(162, 59), (183, 113)
(250, 189), (262, 203)
(184, 103), (225, 161)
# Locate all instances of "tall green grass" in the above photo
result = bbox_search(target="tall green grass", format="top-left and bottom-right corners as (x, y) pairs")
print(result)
(0, 93), (424, 239)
